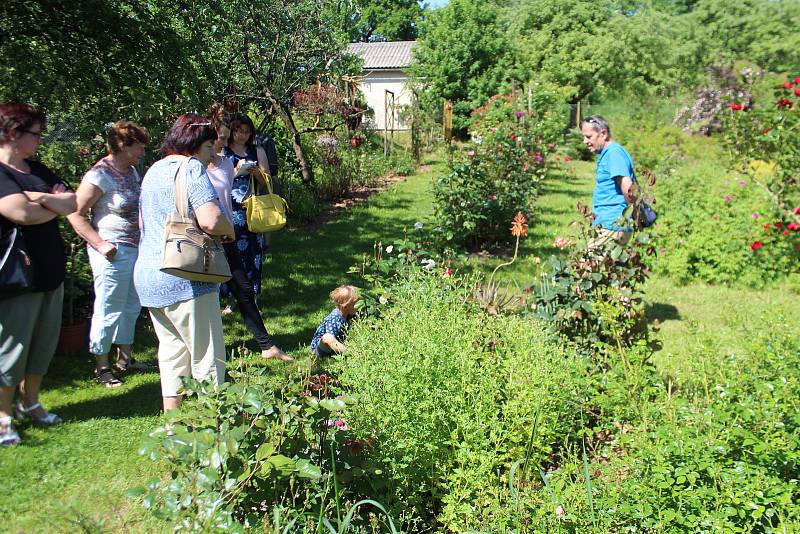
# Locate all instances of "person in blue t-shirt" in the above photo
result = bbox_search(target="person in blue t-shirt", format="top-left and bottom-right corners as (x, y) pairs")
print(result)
(580, 115), (636, 249)
(311, 285), (359, 357)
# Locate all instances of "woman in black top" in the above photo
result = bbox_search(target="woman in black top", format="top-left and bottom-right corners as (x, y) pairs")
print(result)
(0, 104), (76, 446)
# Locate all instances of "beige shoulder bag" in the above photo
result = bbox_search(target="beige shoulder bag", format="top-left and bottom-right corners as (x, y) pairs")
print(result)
(160, 156), (232, 283)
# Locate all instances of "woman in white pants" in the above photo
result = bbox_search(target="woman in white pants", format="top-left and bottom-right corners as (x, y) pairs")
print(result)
(68, 121), (151, 387)
(133, 114), (234, 412)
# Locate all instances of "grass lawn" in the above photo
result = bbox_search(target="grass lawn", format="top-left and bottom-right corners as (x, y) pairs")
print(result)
(3, 129), (797, 531)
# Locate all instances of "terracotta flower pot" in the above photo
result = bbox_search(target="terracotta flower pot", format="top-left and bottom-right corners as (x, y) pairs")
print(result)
(58, 320), (88, 354)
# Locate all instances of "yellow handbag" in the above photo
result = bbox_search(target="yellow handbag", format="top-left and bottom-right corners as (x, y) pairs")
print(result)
(242, 170), (288, 233)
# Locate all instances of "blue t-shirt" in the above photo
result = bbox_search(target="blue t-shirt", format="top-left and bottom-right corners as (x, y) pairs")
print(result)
(311, 308), (351, 354)
(593, 142), (635, 230)
(134, 157), (221, 308)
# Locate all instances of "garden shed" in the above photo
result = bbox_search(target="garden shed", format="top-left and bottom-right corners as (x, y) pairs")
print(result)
(345, 40), (417, 131)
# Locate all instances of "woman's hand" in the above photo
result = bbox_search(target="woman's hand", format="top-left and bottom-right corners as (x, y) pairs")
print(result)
(51, 183), (69, 194)
(96, 241), (117, 260)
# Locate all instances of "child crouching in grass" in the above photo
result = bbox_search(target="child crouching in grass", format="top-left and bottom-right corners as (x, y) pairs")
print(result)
(311, 285), (359, 357)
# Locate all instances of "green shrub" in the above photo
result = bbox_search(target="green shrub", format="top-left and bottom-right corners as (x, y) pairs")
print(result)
(433, 124), (548, 249)
(654, 166), (799, 286)
(130, 362), (396, 532)
(332, 269), (590, 531)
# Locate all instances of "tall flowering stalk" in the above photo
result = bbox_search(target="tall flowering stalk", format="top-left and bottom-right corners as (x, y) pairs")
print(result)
(488, 212), (527, 287)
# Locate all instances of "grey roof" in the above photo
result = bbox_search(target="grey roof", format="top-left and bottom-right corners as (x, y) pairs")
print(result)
(345, 41), (417, 70)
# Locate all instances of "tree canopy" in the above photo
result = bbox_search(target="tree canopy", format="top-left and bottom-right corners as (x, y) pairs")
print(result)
(350, 0), (423, 41)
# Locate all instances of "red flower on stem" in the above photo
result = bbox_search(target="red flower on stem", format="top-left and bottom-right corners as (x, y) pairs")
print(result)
(510, 212), (527, 237)
(763, 224), (771, 230)
(795, 89), (800, 97)
(787, 222), (800, 231)
(751, 241), (764, 251)
(777, 99), (794, 109)
(729, 103), (743, 111)
(782, 82), (794, 89)
(794, 76), (800, 84)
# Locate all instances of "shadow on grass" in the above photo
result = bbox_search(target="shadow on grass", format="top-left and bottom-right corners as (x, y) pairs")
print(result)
(646, 302), (681, 322)
(47, 379), (163, 422)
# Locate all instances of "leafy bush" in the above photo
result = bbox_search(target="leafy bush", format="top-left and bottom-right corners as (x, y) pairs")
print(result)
(130, 362), (397, 532)
(588, 312), (800, 532)
(530, 207), (656, 352)
(654, 164), (799, 287)
(433, 123), (548, 249)
(721, 73), (800, 211)
(331, 269), (590, 531)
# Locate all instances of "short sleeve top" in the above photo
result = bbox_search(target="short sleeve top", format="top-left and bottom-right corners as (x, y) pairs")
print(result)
(592, 142), (636, 230)
(133, 157), (220, 308)
(81, 158), (141, 247)
(205, 157), (235, 222)
(0, 160), (67, 292)
(310, 308), (351, 354)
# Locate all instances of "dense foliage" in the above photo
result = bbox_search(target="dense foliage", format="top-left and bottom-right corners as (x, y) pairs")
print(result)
(412, 0), (800, 131)
(431, 93), (564, 249)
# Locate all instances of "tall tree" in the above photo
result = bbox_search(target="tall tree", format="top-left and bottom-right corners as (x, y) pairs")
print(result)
(412, 0), (512, 133)
(350, 0), (423, 41)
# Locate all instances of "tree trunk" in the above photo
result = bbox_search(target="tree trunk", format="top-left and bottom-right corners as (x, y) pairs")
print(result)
(260, 83), (315, 184)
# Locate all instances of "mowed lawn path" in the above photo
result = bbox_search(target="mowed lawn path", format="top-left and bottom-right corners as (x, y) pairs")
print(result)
(1, 157), (441, 533)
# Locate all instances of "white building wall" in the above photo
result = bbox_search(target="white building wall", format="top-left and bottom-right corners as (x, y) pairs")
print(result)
(359, 69), (413, 131)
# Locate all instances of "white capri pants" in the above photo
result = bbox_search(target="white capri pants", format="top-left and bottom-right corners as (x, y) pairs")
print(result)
(148, 292), (226, 397)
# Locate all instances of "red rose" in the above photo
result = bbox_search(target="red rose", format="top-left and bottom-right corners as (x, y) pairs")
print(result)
(507, 133), (516, 140)
(763, 224), (771, 230)
(787, 222), (800, 231)
(729, 103), (743, 111)
(795, 89), (800, 97)
(782, 231), (790, 236)
(783, 82), (793, 89)
(774, 222), (783, 228)
(777, 99), (794, 108)
(794, 76), (800, 84)
(751, 241), (764, 251)
(794, 207), (800, 215)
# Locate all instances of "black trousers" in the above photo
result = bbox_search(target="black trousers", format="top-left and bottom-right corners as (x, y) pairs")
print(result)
(223, 242), (275, 350)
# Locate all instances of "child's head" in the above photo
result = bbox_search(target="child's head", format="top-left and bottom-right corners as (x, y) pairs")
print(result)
(330, 285), (359, 316)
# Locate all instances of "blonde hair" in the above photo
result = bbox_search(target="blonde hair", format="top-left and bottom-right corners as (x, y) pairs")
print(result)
(330, 285), (359, 306)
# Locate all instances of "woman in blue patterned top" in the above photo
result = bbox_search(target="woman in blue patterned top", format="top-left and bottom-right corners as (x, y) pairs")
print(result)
(222, 114), (270, 304)
(134, 114), (234, 413)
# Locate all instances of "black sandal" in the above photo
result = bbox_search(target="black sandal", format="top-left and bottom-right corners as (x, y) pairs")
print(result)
(95, 367), (123, 388)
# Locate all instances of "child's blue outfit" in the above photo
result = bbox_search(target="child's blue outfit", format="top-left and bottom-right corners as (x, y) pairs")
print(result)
(311, 308), (351, 356)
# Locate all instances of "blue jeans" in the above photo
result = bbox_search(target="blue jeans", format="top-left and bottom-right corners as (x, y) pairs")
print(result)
(88, 244), (141, 356)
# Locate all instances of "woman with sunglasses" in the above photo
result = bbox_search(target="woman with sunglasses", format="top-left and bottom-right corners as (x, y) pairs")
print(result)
(0, 103), (77, 446)
(206, 106), (290, 361)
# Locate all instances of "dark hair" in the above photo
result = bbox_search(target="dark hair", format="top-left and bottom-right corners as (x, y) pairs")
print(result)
(160, 114), (216, 156)
(107, 120), (150, 154)
(228, 113), (256, 147)
(0, 103), (47, 143)
(580, 115), (611, 137)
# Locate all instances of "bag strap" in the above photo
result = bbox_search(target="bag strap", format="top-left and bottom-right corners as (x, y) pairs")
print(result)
(166, 155), (191, 217)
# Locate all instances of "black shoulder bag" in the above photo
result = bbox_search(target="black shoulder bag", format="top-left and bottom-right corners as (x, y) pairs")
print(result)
(0, 168), (35, 299)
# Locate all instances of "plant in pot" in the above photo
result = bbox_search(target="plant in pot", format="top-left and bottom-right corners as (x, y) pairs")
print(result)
(59, 226), (93, 354)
